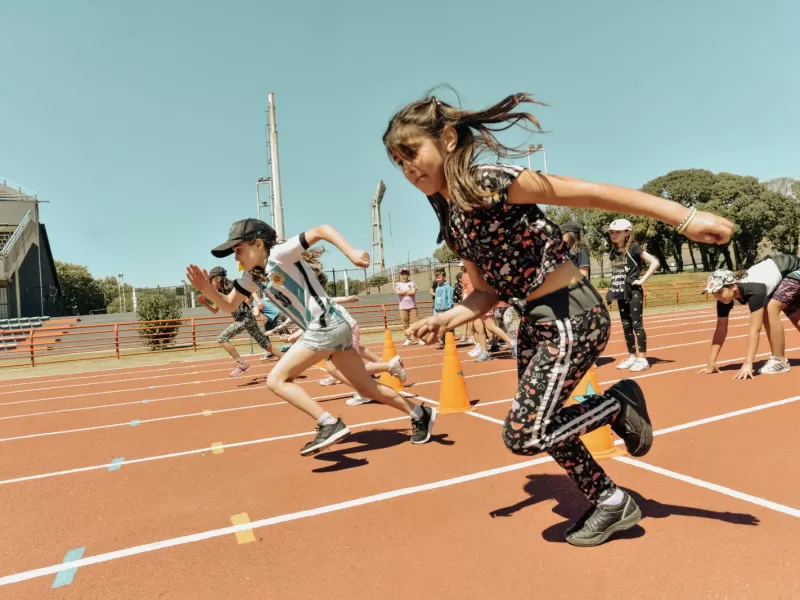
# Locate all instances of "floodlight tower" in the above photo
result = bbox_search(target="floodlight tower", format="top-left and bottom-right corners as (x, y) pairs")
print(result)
(370, 180), (386, 276)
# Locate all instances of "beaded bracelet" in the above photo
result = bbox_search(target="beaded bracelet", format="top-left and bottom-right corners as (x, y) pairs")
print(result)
(675, 206), (697, 234)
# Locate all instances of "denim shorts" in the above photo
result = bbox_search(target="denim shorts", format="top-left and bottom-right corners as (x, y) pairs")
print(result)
(296, 320), (354, 352)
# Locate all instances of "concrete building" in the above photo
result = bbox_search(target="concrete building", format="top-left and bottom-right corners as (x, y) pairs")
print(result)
(0, 180), (60, 319)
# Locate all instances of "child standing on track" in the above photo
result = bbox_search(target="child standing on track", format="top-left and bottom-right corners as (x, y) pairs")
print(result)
(699, 253), (800, 379)
(561, 222), (591, 279)
(606, 219), (660, 372)
(197, 266), (277, 376)
(383, 91), (733, 545)
(432, 268), (455, 348)
(187, 219), (436, 456)
(396, 269), (424, 346)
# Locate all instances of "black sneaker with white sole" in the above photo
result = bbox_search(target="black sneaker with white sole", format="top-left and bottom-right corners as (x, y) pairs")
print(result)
(565, 490), (642, 547)
(410, 405), (437, 444)
(607, 379), (653, 457)
(300, 418), (351, 456)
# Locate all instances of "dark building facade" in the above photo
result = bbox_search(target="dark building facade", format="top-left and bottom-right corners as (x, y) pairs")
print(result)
(1, 184), (61, 319)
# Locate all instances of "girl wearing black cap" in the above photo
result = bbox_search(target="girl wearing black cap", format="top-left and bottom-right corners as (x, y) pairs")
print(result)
(197, 266), (278, 376)
(187, 219), (436, 456)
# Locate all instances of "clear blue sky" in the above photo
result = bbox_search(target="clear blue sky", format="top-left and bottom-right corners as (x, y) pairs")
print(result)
(1, 0), (797, 287)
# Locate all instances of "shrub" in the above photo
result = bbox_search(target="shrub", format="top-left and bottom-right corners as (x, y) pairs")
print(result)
(137, 295), (183, 350)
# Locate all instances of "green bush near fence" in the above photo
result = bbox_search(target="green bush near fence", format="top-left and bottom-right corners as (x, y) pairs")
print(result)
(137, 295), (182, 350)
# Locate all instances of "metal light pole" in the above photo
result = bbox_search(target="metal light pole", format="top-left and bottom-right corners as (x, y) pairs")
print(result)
(527, 144), (548, 174)
(267, 93), (285, 241)
(118, 274), (126, 313)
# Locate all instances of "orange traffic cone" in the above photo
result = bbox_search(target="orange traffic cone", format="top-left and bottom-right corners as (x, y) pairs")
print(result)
(378, 329), (403, 391)
(437, 332), (472, 414)
(316, 359), (327, 369)
(567, 364), (626, 459)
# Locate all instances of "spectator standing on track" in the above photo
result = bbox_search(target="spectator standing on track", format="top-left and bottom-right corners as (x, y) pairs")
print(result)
(396, 269), (424, 346)
(606, 219), (660, 373)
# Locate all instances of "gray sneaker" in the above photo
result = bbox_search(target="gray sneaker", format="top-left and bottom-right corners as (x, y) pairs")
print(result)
(300, 419), (351, 456)
(565, 490), (642, 547)
(410, 405), (437, 444)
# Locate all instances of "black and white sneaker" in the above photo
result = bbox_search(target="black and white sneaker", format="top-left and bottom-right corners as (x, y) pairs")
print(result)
(607, 379), (653, 457)
(565, 491), (642, 547)
(300, 419), (351, 456)
(410, 405), (437, 444)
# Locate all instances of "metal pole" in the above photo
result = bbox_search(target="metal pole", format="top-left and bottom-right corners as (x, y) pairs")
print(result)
(268, 93), (285, 241)
(388, 209), (397, 286)
(256, 183), (261, 221)
(34, 199), (44, 316)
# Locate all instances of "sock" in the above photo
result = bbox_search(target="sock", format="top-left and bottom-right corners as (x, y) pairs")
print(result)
(599, 487), (625, 507)
(410, 405), (424, 421)
(317, 412), (337, 427)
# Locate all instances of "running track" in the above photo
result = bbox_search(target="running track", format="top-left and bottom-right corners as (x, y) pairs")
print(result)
(1, 305), (799, 599)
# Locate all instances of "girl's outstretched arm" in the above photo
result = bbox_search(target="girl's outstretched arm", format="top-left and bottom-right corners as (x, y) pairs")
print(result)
(508, 171), (734, 246)
(187, 265), (248, 313)
(304, 225), (370, 267)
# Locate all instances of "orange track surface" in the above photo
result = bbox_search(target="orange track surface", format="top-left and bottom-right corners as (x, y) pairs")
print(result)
(1, 305), (799, 599)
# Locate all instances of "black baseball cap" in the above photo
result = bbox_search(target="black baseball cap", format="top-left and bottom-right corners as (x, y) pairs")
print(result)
(208, 266), (227, 279)
(560, 222), (582, 234)
(211, 219), (277, 258)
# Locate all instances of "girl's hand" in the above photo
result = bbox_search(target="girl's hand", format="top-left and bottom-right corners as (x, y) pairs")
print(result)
(408, 316), (444, 345)
(252, 303), (262, 317)
(681, 211), (735, 245)
(698, 364), (721, 375)
(733, 362), (755, 380)
(186, 265), (213, 295)
(347, 249), (370, 268)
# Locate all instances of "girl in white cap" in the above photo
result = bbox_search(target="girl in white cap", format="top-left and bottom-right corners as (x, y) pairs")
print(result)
(383, 91), (733, 546)
(606, 219), (660, 372)
(700, 253), (800, 378)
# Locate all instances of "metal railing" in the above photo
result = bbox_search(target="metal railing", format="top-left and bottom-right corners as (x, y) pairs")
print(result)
(0, 281), (711, 368)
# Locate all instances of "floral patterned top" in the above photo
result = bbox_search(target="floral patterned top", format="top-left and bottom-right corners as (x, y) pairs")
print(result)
(429, 164), (569, 303)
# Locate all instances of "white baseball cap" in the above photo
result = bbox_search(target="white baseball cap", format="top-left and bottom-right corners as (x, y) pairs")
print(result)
(608, 219), (632, 232)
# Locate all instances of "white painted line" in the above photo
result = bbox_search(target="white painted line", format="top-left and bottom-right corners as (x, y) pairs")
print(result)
(614, 456), (800, 518)
(599, 345), (800, 387)
(0, 455), (554, 587)
(0, 401), (289, 442)
(0, 344), (446, 398)
(0, 415), (416, 486)
(3, 388), (798, 587)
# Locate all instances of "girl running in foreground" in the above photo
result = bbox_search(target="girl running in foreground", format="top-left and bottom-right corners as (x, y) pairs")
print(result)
(699, 253), (800, 378)
(187, 219), (435, 456)
(198, 266), (277, 376)
(383, 92), (733, 546)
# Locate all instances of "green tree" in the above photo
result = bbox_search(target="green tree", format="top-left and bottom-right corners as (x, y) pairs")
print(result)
(368, 275), (389, 293)
(324, 278), (365, 297)
(433, 244), (459, 264)
(54, 261), (106, 315)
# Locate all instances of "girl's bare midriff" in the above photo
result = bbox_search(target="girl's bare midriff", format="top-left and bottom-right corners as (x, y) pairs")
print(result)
(523, 261), (584, 303)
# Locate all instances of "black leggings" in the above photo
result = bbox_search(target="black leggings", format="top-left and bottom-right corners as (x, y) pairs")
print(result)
(617, 288), (646, 354)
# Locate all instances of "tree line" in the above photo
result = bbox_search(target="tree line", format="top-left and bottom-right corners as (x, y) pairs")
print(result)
(545, 170), (799, 274)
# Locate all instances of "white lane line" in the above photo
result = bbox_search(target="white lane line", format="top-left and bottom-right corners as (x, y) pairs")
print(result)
(614, 457), (800, 518)
(2, 390), (797, 587)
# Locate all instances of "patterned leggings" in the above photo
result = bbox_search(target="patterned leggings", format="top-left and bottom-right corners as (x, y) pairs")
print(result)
(217, 312), (273, 351)
(502, 304), (622, 504)
(618, 288), (647, 354)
